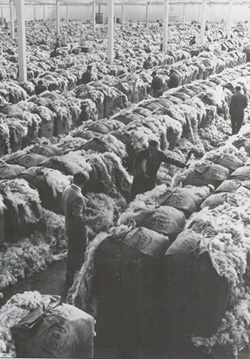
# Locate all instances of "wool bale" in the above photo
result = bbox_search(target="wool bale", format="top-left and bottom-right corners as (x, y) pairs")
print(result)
(81, 138), (109, 153)
(0, 164), (25, 179)
(12, 301), (95, 358)
(231, 166), (250, 181)
(216, 179), (242, 193)
(122, 226), (169, 258)
(201, 192), (237, 209)
(31, 144), (63, 157)
(157, 188), (197, 218)
(166, 230), (202, 255)
(215, 153), (244, 172)
(8, 154), (47, 168)
(162, 251), (229, 341)
(183, 163), (229, 187)
(141, 206), (185, 240)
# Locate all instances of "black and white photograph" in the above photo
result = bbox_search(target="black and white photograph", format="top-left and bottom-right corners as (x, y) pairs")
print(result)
(0, 0), (250, 358)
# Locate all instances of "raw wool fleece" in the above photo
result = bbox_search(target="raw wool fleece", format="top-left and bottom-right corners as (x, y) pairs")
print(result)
(41, 168), (71, 198)
(0, 178), (42, 224)
(58, 135), (88, 153)
(102, 152), (132, 199)
(44, 151), (92, 179)
(67, 231), (109, 317)
(87, 153), (117, 197)
(185, 190), (250, 357)
(86, 193), (116, 233)
(0, 291), (45, 357)
(0, 209), (67, 291)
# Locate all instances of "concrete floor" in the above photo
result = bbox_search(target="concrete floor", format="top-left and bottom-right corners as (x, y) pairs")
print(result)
(0, 259), (248, 359)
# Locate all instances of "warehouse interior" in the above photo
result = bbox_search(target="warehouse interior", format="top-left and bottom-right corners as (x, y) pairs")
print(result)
(1, 0), (250, 358)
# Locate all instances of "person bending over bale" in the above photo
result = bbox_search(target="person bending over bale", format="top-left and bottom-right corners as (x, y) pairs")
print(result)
(130, 140), (187, 201)
(229, 85), (248, 135)
(62, 172), (102, 288)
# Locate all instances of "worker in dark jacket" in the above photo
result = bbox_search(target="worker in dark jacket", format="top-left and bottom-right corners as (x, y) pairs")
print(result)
(151, 71), (163, 98)
(130, 140), (187, 201)
(143, 56), (152, 70)
(82, 65), (93, 84)
(62, 172), (101, 287)
(168, 69), (180, 89)
(229, 85), (248, 134)
(35, 80), (47, 95)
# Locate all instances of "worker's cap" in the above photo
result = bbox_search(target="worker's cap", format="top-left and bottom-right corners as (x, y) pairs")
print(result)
(152, 71), (157, 76)
(235, 85), (241, 91)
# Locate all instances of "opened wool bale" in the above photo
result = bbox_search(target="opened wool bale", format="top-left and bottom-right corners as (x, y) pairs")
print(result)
(161, 251), (229, 343)
(93, 234), (164, 352)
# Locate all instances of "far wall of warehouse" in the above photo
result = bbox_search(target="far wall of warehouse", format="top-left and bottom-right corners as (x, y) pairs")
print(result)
(1, 3), (249, 24)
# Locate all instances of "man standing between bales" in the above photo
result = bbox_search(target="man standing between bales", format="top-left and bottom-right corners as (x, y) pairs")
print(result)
(131, 140), (187, 201)
(151, 71), (164, 98)
(82, 65), (93, 84)
(62, 172), (101, 287)
(229, 85), (248, 135)
(168, 69), (180, 89)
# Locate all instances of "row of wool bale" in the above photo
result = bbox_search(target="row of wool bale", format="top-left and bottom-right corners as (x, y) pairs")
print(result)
(0, 134), (132, 291)
(0, 20), (247, 104)
(0, 28), (247, 157)
(67, 133), (250, 358)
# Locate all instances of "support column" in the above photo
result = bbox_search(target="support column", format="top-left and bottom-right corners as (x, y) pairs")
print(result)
(1, 7), (3, 21)
(43, 5), (46, 21)
(162, 0), (169, 52)
(227, 0), (233, 39)
(9, 0), (14, 39)
(122, 0), (125, 30)
(92, 1), (96, 32)
(16, 0), (27, 82)
(34, 5), (36, 21)
(66, 4), (69, 22)
(248, 7), (250, 35)
(107, 0), (114, 63)
(56, 0), (60, 36)
(146, 1), (149, 28)
(198, 3), (201, 22)
(200, 0), (207, 44)
(182, 3), (186, 23)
